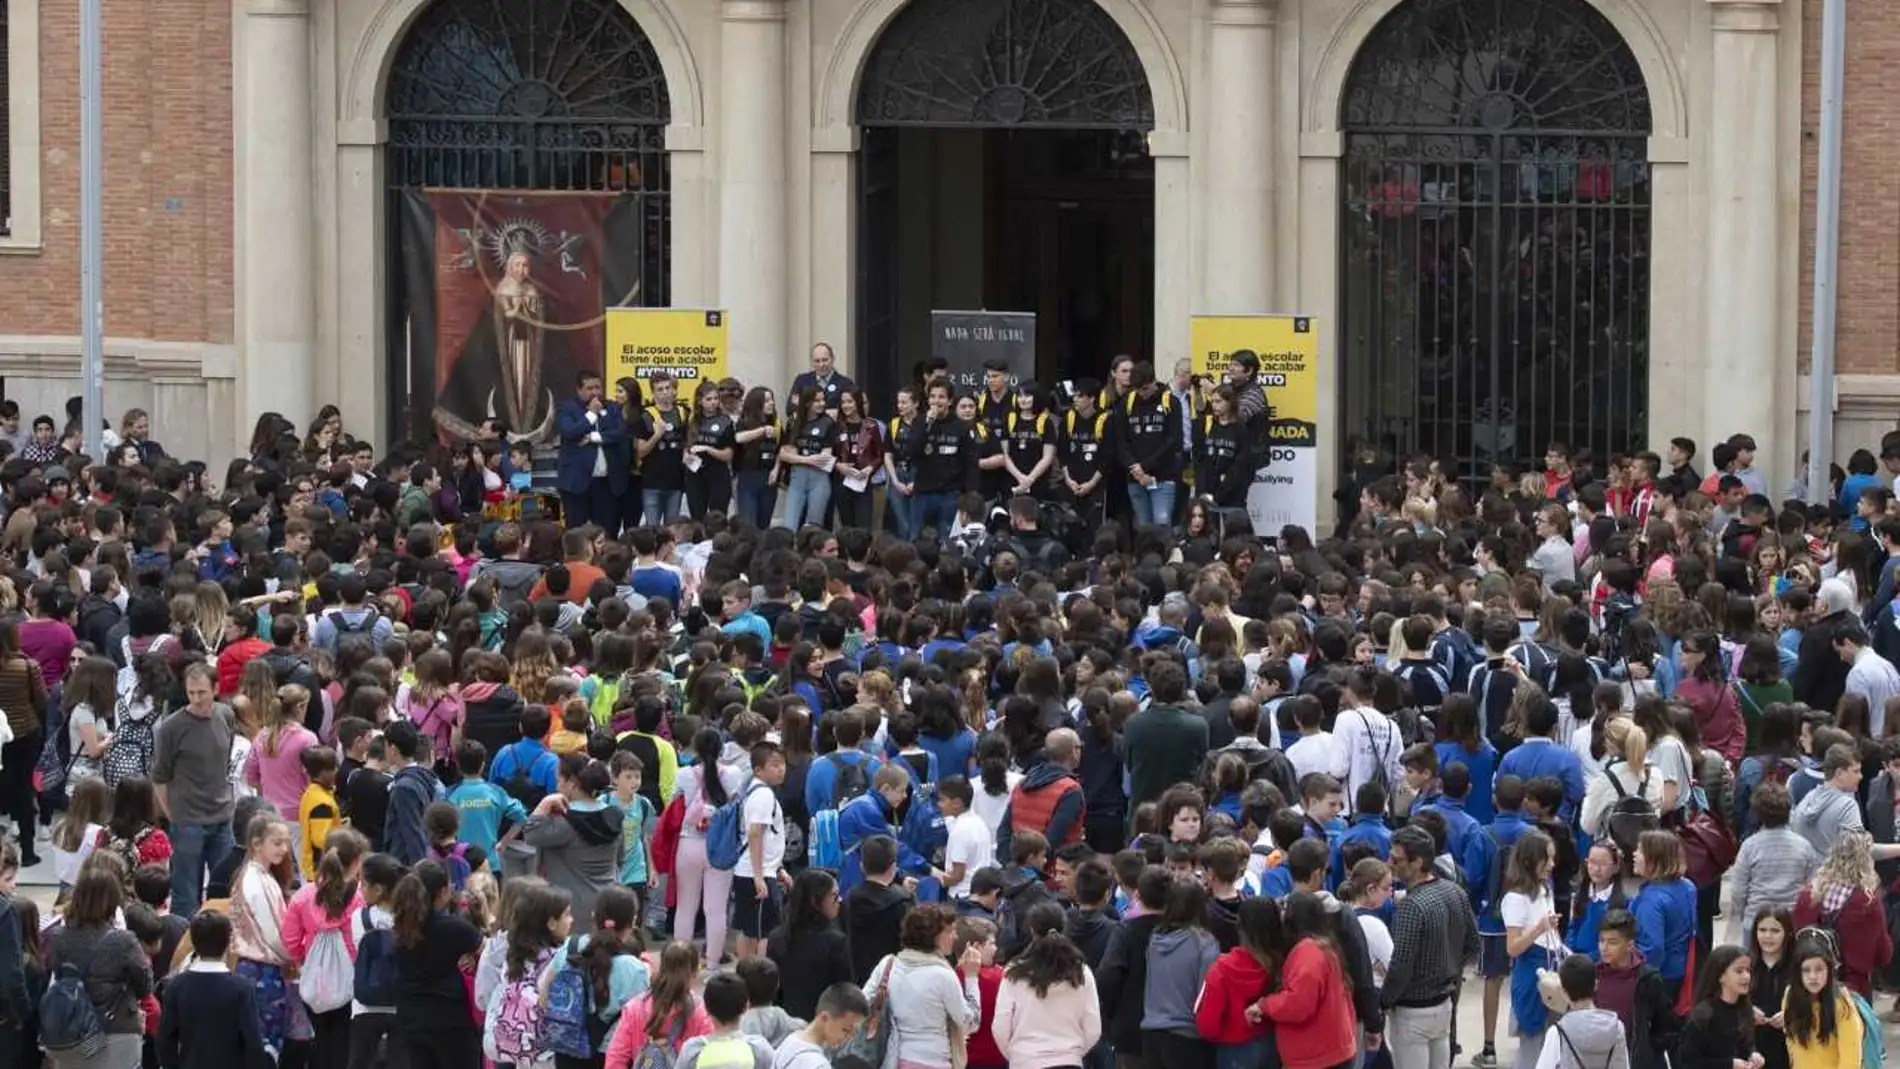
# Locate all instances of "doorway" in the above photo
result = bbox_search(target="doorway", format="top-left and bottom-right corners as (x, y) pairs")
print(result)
(855, 125), (1154, 405)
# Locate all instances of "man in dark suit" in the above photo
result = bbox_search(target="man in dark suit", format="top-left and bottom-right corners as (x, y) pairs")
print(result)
(788, 341), (857, 417)
(556, 371), (628, 534)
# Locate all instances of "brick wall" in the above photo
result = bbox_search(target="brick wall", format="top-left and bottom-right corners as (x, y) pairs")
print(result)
(1799, 0), (1900, 376)
(0, 0), (233, 343)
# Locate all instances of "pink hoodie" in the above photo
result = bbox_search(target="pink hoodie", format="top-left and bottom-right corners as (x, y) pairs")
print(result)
(280, 880), (365, 964)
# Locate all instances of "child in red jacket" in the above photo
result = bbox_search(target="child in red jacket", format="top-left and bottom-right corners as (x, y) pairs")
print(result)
(1259, 894), (1358, 1069)
(954, 916), (1007, 1069)
(1195, 897), (1279, 1063)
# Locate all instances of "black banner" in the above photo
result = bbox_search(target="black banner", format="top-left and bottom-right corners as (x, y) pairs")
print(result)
(931, 310), (1036, 397)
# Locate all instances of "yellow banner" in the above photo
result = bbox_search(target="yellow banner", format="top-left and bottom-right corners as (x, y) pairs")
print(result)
(604, 308), (729, 384)
(1190, 314), (1322, 533)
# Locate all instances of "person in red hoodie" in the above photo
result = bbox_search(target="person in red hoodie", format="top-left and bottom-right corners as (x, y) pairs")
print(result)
(1789, 829), (1893, 999)
(1256, 892), (1358, 1069)
(1196, 897), (1283, 1069)
(215, 604), (273, 697)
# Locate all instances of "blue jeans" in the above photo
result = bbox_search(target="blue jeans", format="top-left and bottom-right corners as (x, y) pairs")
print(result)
(914, 490), (958, 539)
(781, 466), (831, 529)
(1215, 1035), (1278, 1069)
(888, 483), (915, 539)
(641, 488), (683, 527)
(1127, 479), (1178, 528)
(734, 470), (778, 529)
(171, 820), (234, 917)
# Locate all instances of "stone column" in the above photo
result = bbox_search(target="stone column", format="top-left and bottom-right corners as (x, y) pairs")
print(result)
(1704, 0), (1781, 456)
(1202, 0), (1276, 313)
(236, 0), (317, 431)
(717, 0), (790, 391)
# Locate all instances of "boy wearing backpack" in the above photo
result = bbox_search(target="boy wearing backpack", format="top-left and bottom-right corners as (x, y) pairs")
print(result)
(835, 766), (932, 895)
(488, 705), (562, 809)
(802, 709), (882, 819)
(156, 910), (272, 1069)
(676, 972), (774, 1069)
(1472, 774), (1532, 1069)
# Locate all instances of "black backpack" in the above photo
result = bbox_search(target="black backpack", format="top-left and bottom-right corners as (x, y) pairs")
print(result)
(39, 961), (106, 1057)
(828, 752), (872, 808)
(334, 611), (378, 637)
(352, 908), (399, 1007)
(1603, 760), (1660, 858)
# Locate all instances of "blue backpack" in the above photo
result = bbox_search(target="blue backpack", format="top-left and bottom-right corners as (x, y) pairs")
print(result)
(707, 781), (773, 871)
(1846, 989), (1886, 1069)
(352, 908), (399, 1008)
(809, 808), (843, 870)
(39, 961), (105, 1058)
(540, 934), (598, 1058)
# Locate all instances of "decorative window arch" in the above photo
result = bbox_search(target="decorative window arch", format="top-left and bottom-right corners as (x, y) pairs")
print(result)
(386, 0), (671, 190)
(856, 0), (1153, 129)
(1337, 0), (1653, 475)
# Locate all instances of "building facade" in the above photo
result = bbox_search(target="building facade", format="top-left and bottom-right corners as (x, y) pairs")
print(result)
(0, 0), (1847, 503)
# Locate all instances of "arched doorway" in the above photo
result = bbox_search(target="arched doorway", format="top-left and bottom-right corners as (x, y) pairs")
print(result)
(385, 0), (672, 443)
(1339, 0), (1652, 480)
(854, 0), (1155, 406)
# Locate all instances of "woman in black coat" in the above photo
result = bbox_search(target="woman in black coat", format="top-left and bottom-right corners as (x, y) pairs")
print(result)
(765, 869), (855, 1021)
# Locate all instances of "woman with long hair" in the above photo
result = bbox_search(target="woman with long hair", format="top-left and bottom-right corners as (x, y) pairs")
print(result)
(830, 387), (882, 530)
(42, 856), (152, 1069)
(603, 941), (713, 1069)
(558, 886), (647, 1067)
(1749, 908), (1795, 1069)
(1195, 896), (1283, 1068)
(865, 904), (982, 1069)
(1580, 719), (1664, 847)
(994, 902), (1099, 1067)
(763, 868), (853, 1020)
(1780, 936), (1863, 1069)
(230, 814), (302, 1059)
(970, 732), (1022, 842)
(1675, 630), (1745, 763)
(244, 683), (320, 863)
(391, 859), (485, 1069)
(1075, 685), (1128, 853)
(282, 827), (369, 1068)
(61, 655), (117, 796)
(103, 777), (172, 875)
(1500, 829), (1563, 1068)
(670, 728), (745, 965)
(1261, 891), (1357, 1069)
(884, 385), (922, 539)
(684, 379), (737, 520)
(50, 777), (109, 897)
(732, 386), (781, 530)
(777, 389), (835, 530)
(1676, 944), (1756, 1069)
(1789, 830), (1892, 999)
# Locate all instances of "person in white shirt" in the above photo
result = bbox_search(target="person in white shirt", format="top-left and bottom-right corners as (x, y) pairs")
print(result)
(1499, 828), (1567, 1069)
(732, 744), (790, 959)
(1834, 620), (1900, 735)
(937, 776), (993, 899)
(1283, 694), (1337, 785)
(1329, 669), (1404, 811)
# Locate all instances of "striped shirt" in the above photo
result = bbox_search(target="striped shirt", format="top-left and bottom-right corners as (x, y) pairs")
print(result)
(1382, 875), (1479, 1009)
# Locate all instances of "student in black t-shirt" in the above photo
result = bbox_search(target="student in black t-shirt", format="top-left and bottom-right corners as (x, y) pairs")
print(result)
(685, 380), (737, 520)
(636, 372), (689, 527)
(779, 389), (837, 530)
(341, 730), (394, 852)
(390, 859), (486, 1069)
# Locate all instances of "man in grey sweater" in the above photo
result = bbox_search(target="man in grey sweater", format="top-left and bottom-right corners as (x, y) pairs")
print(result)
(1791, 744), (1865, 856)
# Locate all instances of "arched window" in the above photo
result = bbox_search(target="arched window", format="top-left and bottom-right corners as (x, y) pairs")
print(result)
(1339, 0), (1652, 478)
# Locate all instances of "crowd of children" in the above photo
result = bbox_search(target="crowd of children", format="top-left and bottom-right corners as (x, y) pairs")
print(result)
(0, 396), (1890, 1069)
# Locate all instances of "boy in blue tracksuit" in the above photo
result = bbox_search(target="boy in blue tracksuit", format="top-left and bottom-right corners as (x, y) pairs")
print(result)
(1330, 782), (1392, 889)
(1493, 699), (1586, 820)
(836, 765), (935, 894)
(1415, 761), (1488, 894)
(1473, 775), (1533, 1069)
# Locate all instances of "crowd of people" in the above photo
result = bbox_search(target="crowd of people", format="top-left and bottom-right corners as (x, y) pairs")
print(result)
(0, 357), (1890, 1069)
